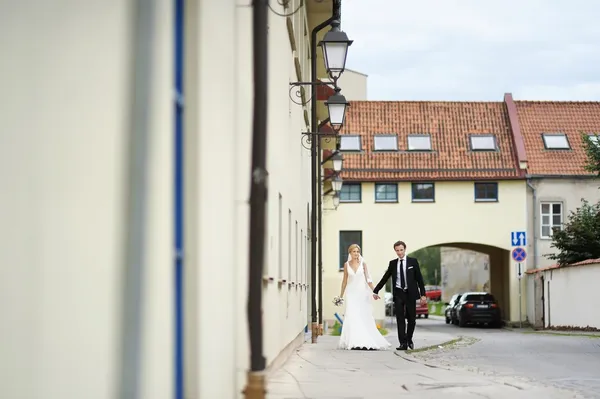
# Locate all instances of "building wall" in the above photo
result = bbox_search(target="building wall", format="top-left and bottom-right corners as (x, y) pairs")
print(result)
(540, 263), (600, 329)
(0, 0), (315, 398)
(440, 247), (490, 303)
(526, 177), (600, 270)
(336, 68), (368, 101)
(525, 177), (600, 326)
(0, 1), (173, 398)
(322, 180), (528, 324)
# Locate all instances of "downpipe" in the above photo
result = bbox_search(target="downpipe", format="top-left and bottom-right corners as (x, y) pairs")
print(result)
(310, 4), (337, 345)
(244, 0), (269, 398)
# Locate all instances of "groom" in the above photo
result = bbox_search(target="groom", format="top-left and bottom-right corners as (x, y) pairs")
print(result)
(373, 240), (426, 350)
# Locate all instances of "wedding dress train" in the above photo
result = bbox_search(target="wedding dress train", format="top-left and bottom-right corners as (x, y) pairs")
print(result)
(337, 259), (391, 350)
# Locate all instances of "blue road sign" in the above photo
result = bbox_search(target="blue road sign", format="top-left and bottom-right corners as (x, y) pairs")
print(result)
(511, 231), (527, 247)
(512, 247), (527, 262)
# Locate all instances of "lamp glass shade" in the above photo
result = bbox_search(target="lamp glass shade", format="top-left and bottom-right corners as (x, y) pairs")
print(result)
(322, 42), (349, 78)
(332, 176), (343, 192)
(332, 194), (340, 208)
(332, 154), (343, 172)
(327, 102), (347, 128)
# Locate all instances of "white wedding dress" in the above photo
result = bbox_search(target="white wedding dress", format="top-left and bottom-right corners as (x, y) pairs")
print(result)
(338, 258), (391, 350)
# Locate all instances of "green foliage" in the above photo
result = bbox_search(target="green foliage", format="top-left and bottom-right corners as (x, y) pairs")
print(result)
(546, 199), (600, 266)
(583, 133), (600, 176)
(409, 246), (441, 285)
(330, 321), (342, 336)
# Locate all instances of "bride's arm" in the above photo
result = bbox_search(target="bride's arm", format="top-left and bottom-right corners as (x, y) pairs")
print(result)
(363, 262), (375, 291)
(340, 262), (348, 297)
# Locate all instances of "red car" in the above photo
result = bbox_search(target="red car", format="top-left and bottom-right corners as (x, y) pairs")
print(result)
(425, 285), (442, 302)
(416, 299), (429, 318)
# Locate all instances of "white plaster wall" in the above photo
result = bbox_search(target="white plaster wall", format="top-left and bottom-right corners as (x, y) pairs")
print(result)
(0, 1), (173, 398)
(542, 264), (600, 329)
(322, 180), (528, 323)
(440, 247), (490, 302)
(336, 69), (368, 101)
(183, 0), (313, 397)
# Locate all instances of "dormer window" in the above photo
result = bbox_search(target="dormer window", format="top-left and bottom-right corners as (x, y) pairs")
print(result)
(542, 133), (570, 150)
(373, 135), (398, 151)
(340, 135), (361, 151)
(407, 134), (432, 151)
(587, 133), (599, 146)
(469, 134), (497, 151)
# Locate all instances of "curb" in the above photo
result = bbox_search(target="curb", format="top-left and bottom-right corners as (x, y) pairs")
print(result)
(393, 336), (463, 357)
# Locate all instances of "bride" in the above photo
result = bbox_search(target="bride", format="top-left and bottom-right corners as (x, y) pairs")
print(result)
(337, 244), (391, 350)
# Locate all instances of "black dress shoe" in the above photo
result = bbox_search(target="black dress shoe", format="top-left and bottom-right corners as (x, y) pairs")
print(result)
(408, 341), (414, 350)
(396, 344), (408, 350)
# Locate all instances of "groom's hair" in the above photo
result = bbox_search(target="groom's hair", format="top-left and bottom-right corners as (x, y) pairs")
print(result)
(393, 240), (406, 249)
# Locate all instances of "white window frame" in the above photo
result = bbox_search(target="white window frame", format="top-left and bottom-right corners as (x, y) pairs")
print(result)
(469, 134), (497, 151)
(408, 134), (432, 151)
(340, 135), (362, 151)
(542, 133), (570, 150)
(373, 135), (398, 151)
(540, 202), (563, 239)
(587, 133), (599, 146)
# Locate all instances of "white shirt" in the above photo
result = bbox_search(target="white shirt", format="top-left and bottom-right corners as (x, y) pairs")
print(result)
(396, 257), (407, 289)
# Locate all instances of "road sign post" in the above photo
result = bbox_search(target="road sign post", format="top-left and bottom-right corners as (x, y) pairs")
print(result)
(511, 249), (526, 329)
(518, 262), (522, 329)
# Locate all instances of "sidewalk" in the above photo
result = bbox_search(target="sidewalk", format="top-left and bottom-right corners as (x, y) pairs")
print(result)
(267, 331), (581, 398)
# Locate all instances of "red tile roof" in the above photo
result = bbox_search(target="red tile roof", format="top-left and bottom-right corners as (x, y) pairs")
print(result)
(513, 101), (600, 176)
(338, 101), (522, 181)
(525, 258), (600, 274)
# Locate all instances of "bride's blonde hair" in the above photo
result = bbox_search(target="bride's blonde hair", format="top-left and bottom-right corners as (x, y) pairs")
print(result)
(348, 243), (361, 253)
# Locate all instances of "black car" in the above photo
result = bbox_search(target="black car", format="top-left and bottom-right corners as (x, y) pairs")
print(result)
(444, 294), (462, 324)
(455, 292), (502, 328)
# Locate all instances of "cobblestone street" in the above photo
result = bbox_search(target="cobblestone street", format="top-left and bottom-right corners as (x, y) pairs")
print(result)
(267, 317), (594, 398)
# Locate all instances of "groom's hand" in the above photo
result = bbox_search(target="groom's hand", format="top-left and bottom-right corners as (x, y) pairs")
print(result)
(373, 293), (380, 300)
(420, 296), (427, 306)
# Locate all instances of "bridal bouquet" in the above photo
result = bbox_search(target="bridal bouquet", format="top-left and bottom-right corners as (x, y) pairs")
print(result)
(332, 296), (344, 307)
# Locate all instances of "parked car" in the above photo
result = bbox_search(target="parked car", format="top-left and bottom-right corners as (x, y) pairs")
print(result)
(444, 293), (462, 324)
(416, 299), (429, 318)
(425, 285), (442, 301)
(455, 292), (502, 328)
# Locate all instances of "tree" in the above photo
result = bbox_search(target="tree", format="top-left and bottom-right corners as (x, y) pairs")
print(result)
(409, 246), (441, 285)
(546, 133), (600, 266)
(583, 133), (600, 176)
(546, 199), (600, 266)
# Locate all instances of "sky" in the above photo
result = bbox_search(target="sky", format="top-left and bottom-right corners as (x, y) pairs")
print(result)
(340, 0), (600, 101)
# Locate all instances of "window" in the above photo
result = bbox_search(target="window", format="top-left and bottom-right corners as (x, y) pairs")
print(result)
(339, 231), (362, 271)
(411, 183), (435, 202)
(408, 134), (432, 151)
(474, 182), (498, 202)
(541, 202), (563, 238)
(340, 135), (361, 151)
(587, 134), (599, 146)
(373, 135), (398, 151)
(542, 133), (570, 149)
(339, 182), (361, 202)
(469, 134), (497, 151)
(375, 183), (398, 202)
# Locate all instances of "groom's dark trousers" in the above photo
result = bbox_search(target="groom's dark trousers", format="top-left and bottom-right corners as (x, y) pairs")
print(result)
(394, 287), (416, 345)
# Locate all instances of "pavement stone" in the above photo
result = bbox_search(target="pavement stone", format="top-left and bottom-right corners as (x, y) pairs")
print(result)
(267, 329), (582, 399)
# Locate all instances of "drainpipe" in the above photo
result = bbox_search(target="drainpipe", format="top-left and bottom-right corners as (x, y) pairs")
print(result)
(526, 179), (538, 270)
(310, 7), (336, 344)
(119, 0), (155, 397)
(244, 0), (268, 397)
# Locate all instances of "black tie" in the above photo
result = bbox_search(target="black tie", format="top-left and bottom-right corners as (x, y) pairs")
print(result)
(400, 259), (406, 289)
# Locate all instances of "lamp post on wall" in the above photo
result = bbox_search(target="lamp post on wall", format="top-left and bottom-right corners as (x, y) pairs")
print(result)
(288, 0), (352, 343)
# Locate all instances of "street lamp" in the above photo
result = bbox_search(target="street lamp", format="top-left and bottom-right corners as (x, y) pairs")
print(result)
(331, 152), (343, 172)
(325, 89), (350, 131)
(331, 175), (343, 192)
(332, 193), (340, 208)
(319, 19), (353, 80)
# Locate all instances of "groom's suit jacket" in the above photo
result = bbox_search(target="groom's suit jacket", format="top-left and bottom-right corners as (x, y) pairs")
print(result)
(373, 256), (426, 301)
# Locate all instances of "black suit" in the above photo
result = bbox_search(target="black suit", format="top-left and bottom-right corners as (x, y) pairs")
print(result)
(374, 256), (426, 345)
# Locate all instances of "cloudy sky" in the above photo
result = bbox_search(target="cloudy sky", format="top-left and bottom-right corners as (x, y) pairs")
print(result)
(341, 0), (600, 101)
